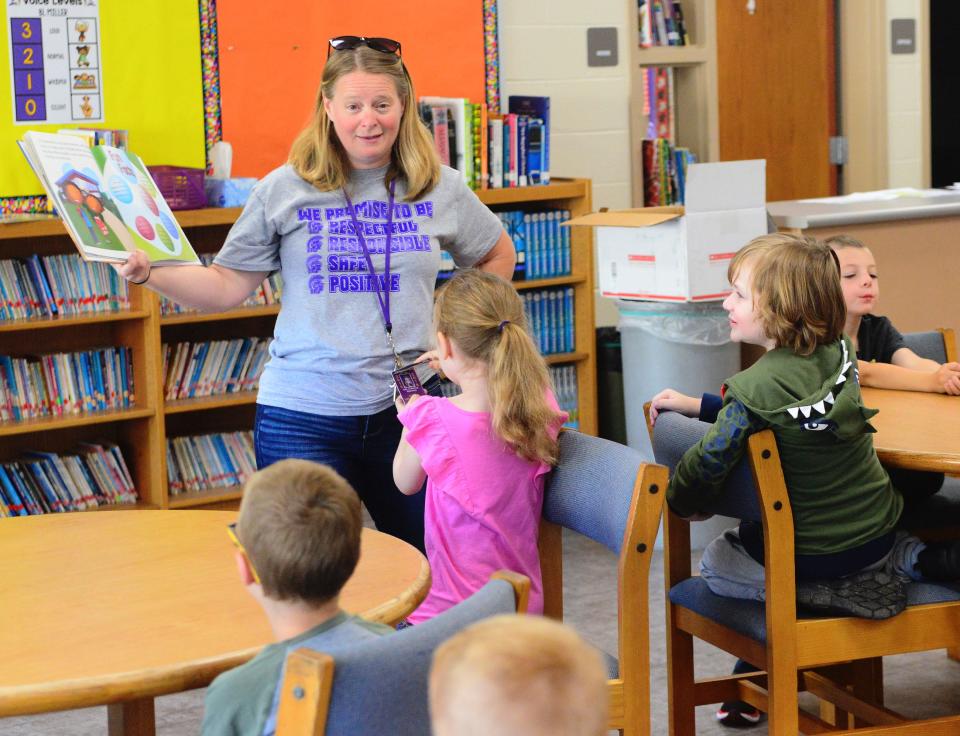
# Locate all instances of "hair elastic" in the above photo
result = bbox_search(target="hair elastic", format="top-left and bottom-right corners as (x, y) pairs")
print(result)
(497, 320), (510, 333)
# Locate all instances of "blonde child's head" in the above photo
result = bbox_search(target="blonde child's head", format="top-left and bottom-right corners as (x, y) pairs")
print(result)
(288, 44), (440, 200)
(429, 615), (609, 736)
(824, 234), (879, 320)
(727, 233), (846, 356)
(434, 269), (561, 465)
(236, 459), (362, 605)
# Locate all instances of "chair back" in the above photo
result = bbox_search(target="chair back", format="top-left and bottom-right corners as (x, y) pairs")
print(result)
(651, 410), (761, 522)
(274, 572), (528, 736)
(902, 330), (948, 363)
(543, 430), (645, 554)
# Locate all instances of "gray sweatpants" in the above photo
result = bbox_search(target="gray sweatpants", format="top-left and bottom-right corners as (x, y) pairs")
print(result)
(699, 527), (926, 602)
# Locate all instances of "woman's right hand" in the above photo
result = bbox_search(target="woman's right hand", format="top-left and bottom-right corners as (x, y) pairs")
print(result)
(649, 388), (701, 425)
(113, 250), (151, 285)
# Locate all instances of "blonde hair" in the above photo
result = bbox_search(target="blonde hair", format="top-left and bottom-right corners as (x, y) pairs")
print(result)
(434, 270), (561, 465)
(288, 46), (440, 200)
(824, 234), (868, 251)
(429, 614), (609, 736)
(237, 459), (361, 605)
(728, 233), (845, 356)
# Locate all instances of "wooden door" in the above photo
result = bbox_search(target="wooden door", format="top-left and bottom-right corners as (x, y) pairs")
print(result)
(717, 1), (836, 201)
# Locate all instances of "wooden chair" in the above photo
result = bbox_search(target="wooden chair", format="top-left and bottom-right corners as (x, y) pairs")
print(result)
(652, 410), (960, 734)
(273, 570), (529, 736)
(538, 429), (669, 736)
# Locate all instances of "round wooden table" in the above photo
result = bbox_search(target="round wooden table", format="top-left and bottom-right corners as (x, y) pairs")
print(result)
(0, 510), (430, 735)
(863, 387), (960, 473)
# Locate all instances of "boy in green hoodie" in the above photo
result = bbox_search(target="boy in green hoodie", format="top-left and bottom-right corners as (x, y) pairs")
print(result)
(650, 234), (960, 727)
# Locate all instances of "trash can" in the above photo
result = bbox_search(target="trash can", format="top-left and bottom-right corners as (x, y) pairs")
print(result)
(617, 300), (741, 549)
(595, 327), (627, 446)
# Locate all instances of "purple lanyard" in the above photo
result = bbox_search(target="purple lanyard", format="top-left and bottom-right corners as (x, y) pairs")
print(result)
(343, 180), (400, 365)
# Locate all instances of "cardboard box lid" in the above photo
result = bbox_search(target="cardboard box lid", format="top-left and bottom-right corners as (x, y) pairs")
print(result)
(563, 207), (682, 229)
(685, 159), (766, 213)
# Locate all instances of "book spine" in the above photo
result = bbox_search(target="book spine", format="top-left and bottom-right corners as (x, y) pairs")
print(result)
(525, 214), (537, 280)
(0, 465), (27, 516)
(517, 115), (528, 187)
(10, 462), (45, 514)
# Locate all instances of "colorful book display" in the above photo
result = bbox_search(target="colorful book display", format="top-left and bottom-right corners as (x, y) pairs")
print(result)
(433, 363), (579, 431)
(418, 95), (550, 190)
(522, 287), (576, 357)
(18, 131), (201, 265)
(552, 364), (580, 430)
(641, 138), (696, 206)
(166, 430), (256, 495)
(0, 442), (137, 516)
(0, 254), (129, 320)
(162, 337), (271, 400)
(159, 255), (282, 316)
(0, 346), (133, 421)
(638, 0), (691, 47)
(436, 207), (571, 286)
(640, 65), (697, 205)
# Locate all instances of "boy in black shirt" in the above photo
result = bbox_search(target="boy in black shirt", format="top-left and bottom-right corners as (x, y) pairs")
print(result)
(826, 234), (960, 394)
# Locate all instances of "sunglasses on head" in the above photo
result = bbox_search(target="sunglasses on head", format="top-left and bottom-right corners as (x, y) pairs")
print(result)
(327, 35), (402, 59)
(227, 522), (262, 585)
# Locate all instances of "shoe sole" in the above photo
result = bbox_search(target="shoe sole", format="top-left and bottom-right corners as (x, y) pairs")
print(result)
(795, 571), (906, 620)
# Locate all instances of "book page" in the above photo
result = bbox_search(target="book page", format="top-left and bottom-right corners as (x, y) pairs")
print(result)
(92, 146), (199, 264)
(22, 131), (131, 261)
(21, 132), (201, 264)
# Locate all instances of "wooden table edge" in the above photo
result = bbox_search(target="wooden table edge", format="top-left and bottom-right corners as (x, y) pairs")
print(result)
(0, 557), (431, 718)
(875, 449), (960, 474)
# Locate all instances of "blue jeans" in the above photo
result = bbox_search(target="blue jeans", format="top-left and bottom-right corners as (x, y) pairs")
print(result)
(254, 403), (425, 552)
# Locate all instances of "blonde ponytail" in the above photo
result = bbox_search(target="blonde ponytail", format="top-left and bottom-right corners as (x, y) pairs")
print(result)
(435, 270), (561, 465)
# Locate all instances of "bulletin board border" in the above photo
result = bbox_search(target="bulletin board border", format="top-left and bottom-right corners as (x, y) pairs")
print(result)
(200, 0), (222, 167)
(3, 0), (498, 216)
(483, 0), (500, 114)
(1, 0), (221, 218)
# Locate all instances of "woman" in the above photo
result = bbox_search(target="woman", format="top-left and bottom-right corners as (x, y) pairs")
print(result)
(118, 35), (516, 550)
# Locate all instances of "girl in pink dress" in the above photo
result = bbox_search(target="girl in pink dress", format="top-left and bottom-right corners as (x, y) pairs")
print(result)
(393, 269), (567, 623)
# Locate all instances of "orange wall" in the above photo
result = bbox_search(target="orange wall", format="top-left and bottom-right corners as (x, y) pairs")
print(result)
(218, 2), (488, 178)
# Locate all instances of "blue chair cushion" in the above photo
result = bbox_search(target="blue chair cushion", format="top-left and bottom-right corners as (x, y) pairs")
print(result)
(669, 576), (960, 645)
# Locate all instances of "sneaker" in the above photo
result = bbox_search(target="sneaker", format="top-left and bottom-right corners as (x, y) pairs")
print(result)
(795, 571), (906, 620)
(716, 701), (763, 728)
(917, 540), (960, 581)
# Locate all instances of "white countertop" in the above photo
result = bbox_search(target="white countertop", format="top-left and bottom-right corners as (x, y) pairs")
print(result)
(767, 189), (960, 229)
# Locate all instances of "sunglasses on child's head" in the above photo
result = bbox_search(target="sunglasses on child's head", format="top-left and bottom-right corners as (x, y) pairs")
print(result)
(226, 522), (262, 585)
(327, 35), (402, 59)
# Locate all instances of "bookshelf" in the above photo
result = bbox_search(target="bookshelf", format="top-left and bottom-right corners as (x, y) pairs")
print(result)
(0, 178), (596, 511)
(628, 0), (719, 206)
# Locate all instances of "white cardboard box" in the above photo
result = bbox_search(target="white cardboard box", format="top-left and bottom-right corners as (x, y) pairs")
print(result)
(566, 160), (768, 302)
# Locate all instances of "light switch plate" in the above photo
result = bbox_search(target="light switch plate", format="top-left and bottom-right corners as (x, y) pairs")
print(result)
(587, 27), (618, 67)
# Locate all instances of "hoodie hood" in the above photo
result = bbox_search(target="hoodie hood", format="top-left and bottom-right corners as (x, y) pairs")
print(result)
(724, 336), (876, 441)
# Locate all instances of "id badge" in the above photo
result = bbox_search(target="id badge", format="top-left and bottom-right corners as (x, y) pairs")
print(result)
(392, 361), (442, 402)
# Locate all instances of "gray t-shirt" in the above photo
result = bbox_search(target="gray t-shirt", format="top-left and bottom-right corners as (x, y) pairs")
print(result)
(200, 612), (392, 736)
(214, 164), (503, 416)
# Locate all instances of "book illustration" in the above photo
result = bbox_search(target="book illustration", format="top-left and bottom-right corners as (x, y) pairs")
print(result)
(19, 131), (200, 265)
(507, 95), (550, 184)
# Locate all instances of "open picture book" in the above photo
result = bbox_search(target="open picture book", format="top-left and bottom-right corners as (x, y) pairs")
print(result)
(19, 131), (201, 265)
